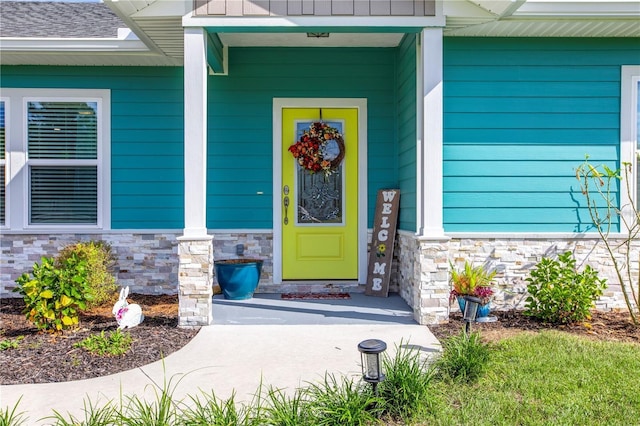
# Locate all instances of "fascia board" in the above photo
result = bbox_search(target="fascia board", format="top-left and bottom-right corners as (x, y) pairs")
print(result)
(131, 0), (190, 18)
(516, 1), (640, 17)
(183, 15), (446, 29)
(444, 1), (498, 18)
(467, 0), (515, 16)
(0, 38), (150, 52)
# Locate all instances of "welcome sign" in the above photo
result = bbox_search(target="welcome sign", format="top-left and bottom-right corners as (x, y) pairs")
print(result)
(365, 189), (400, 297)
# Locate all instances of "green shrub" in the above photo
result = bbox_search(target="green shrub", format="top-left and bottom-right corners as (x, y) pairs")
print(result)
(74, 329), (133, 356)
(262, 386), (310, 426)
(14, 254), (93, 332)
(0, 396), (27, 426)
(305, 373), (383, 426)
(182, 389), (265, 426)
(436, 330), (490, 383)
(524, 251), (607, 324)
(57, 241), (118, 308)
(48, 397), (118, 426)
(378, 343), (435, 421)
(0, 336), (24, 351)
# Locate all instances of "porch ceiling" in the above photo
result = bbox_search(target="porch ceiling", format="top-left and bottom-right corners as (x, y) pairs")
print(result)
(218, 32), (405, 47)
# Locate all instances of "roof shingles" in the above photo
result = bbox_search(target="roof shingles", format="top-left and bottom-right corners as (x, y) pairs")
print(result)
(0, 1), (126, 38)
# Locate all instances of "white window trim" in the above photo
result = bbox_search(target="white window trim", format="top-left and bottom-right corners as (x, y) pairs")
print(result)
(620, 66), (639, 230)
(2, 88), (110, 232)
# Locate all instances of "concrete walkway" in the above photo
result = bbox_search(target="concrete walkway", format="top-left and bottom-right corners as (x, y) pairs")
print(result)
(1, 294), (441, 424)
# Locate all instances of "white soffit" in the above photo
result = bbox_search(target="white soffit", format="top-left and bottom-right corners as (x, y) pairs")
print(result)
(516, 0), (640, 17)
(134, 16), (185, 57)
(445, 0), (640, 37)
(445, 19), (640, 37)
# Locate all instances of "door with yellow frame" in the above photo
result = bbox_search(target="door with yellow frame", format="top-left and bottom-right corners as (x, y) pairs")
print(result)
(281, 108), (358, 279)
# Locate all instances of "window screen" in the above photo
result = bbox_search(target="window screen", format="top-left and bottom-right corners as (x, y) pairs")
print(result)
(27, 101), (98, 224)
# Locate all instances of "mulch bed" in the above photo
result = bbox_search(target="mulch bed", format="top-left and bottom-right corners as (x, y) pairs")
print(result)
(430, 309), (640, 345)
(0, 295), (197, 385)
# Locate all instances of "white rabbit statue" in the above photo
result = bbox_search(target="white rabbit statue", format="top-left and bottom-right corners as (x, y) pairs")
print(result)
(112, 286), (144, 329)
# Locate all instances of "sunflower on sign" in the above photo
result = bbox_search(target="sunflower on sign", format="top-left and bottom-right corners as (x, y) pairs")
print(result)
(288, 122), (345, 177)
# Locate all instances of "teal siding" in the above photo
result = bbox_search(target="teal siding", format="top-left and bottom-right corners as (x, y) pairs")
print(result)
(396, 34), (417, 232)
(443, 38), (640, 232)
(208, 47), (397, 229)
(0, 66), (185, 229)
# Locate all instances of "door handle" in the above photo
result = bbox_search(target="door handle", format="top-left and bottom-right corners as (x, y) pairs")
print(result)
(283, 196), (289, 225)
(283, 185), (290, 225)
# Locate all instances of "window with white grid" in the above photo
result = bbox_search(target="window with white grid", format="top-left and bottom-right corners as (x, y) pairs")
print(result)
(2, 89), (110, 230)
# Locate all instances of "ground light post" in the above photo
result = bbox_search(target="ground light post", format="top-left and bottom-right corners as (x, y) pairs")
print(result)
(358, 339), (387, 395)
(462, 295), (482, 334)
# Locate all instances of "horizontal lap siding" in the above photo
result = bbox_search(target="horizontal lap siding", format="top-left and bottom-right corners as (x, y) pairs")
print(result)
(0, 66), (184, 229)
(443, 38), (640, 233)
(208, 47), (396, 229)
(396, 35), (417, 232)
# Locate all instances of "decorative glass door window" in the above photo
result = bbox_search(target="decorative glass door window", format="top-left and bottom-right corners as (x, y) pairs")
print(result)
(295, 121), (345, 225)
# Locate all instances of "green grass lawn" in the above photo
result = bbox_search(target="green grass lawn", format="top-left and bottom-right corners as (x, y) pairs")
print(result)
(420, 331), (640, 426)
(6, 330), (639, 426)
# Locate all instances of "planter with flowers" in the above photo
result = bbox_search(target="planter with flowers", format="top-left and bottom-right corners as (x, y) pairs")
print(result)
(449, 261), (496, 319)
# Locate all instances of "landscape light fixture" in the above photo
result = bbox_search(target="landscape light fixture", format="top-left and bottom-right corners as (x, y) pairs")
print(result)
(358, 339), (387, 394)
(462, 295), (482, 334)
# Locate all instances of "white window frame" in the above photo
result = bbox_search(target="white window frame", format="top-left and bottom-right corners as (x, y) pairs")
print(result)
(620, 66), (640, 228)
(2, 88), (110, 232)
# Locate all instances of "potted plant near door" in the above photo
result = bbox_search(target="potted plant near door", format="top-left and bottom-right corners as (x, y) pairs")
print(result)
(449, 260), (496, 318)
(214, 258), (263, 300)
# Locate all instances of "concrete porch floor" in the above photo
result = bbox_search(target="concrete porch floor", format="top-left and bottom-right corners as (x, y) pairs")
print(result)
(212, 292), (417, 325)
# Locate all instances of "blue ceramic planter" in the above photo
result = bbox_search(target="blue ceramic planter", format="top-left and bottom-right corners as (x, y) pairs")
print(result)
(214, 259), (263, 300)
(457, 296), (491, 319)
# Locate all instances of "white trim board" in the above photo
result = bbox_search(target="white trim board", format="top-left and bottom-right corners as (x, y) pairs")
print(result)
(621, 65), (640, 232)
(1, 88), (111, 232)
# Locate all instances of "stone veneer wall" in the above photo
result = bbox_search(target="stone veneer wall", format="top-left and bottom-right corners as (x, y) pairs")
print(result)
(1, 233), (180, 297)
(212, 231), (274, 287)
(178, 237), (213, 327)
(5, 231), (634, 326)
(395, 231), (450, 325)
(395, 232), (638, 325)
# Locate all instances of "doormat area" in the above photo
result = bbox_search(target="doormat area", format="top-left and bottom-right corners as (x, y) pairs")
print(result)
(281, 293), (351, 300)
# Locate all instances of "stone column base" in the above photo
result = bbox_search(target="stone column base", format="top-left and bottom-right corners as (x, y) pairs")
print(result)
(178, 236), (213, 328)
(414, 238), (451, 324)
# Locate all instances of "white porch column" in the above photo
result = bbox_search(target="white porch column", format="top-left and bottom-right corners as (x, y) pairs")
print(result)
(183, 27), (208, 238)
(179, 27), (212, 328)
(412, 28), (449, 324)
(417, 28), (445, 238)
